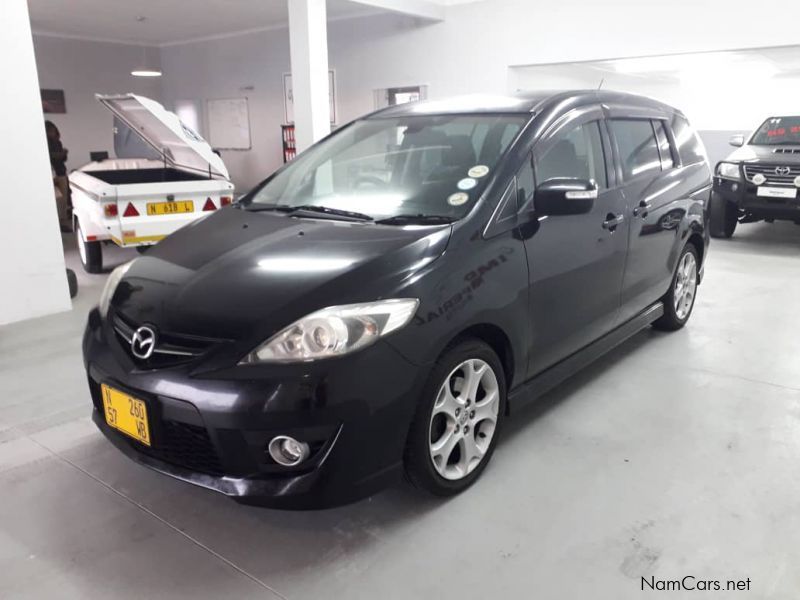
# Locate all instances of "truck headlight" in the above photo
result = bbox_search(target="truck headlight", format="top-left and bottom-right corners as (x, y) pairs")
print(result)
(99, 262), (132, 318)
(716, 162), (741, 181)
(242, 299), (419, 363)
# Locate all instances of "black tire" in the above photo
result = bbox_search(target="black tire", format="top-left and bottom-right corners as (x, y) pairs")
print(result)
(709, 193), (738, 238)
(404, 339), (507, 496)
(653, 244), (699, 331)
(136, 245), (149, 255)
(76, 220), (103, 274)
(66, 268), (78, 298)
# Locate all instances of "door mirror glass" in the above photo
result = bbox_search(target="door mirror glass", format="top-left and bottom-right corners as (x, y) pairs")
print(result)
(534, 178), (597, 216)
(729, 134), (745, 147)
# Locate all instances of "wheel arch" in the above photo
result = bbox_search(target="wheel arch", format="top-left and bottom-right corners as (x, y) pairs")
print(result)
(442, 323), (516, 399)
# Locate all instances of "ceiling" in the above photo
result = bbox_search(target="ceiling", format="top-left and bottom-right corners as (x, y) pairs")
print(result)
(27, 0), (384, 45)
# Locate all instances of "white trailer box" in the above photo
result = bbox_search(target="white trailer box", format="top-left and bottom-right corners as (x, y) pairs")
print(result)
(70, 94), (234, 273)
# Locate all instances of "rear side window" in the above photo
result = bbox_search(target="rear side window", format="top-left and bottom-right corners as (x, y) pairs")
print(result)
(653, 121), (675, 170)
(670, 115), (707, 166)
(609, 119), (661, 180)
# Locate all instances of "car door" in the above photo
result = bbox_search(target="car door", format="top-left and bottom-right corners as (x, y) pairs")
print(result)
(522, 105), (629, 377)
(607, 112), (687, 324)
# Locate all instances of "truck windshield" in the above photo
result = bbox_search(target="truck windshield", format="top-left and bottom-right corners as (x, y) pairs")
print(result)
(245, 114), (528, 222)
(750, 116), (800, 145)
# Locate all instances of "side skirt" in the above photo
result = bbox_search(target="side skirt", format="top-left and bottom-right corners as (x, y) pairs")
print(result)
(508, 302), (664, 412)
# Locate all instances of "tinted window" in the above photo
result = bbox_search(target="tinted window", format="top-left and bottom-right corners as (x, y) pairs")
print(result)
(750, 116), (800, 145)
(516, 155), (535, 212)
(670, 115), (707, 165)
(653, 120), (675, 170)
(609, 119), (661, 180)
(536, 121), (607, 188)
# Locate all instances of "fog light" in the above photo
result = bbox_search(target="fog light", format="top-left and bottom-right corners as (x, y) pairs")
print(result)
(268, 435), (310, 467)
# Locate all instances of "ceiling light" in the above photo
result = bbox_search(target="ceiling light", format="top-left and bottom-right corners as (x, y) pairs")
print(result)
(131, 69), (162, 77)
(131, 16), (161, 77)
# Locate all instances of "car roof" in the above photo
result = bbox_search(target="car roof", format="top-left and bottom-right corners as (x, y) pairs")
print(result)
(368, 90), (678, 118)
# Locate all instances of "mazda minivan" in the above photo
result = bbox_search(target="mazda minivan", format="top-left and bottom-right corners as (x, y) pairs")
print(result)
(84, 90), (711, 508)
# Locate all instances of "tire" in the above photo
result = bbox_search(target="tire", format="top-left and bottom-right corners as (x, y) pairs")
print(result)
(76, 220), (103, 274)
(652, 244), (699, 331)
(66, 268), (78, 298)
(709, 193), (738, 238)
(404, 339), (507, 496)
(135, 245), (149, 255)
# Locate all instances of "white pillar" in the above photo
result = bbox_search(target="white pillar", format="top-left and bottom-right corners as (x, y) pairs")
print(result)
(0, 0), (71, 324)
(288, 0), (331, 152)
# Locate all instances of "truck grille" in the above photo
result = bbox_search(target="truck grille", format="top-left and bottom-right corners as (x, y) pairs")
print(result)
(137, 420), (224, 476)
(743, 164), (799, 187)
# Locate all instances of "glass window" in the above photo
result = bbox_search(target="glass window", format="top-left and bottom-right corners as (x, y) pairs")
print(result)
(670, 115), (707, 165)
(653, 120), (675, 170)
(535, 121), (607, 188)
(609, 119), (662, 180)
(516, 155), (535, 212)
(248, 114), (528, 221)
(750, 116), (800, 145)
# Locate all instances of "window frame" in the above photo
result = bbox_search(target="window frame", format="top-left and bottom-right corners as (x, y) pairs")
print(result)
(606, 117), (664, 184)
(653, 119), (677, 171)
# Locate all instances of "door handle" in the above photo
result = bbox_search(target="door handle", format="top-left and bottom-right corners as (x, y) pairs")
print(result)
(602, 213), (624, 231)
(633, 201), (652, 217)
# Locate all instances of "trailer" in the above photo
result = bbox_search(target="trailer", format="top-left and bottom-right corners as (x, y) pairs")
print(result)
(70, 94), (234, 273)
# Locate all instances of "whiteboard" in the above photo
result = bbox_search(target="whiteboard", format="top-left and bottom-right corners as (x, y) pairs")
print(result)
(207, 97), (251, 150)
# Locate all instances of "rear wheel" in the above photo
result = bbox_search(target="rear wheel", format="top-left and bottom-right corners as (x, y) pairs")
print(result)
(709, 193), (738, 238)
(404, 340), (506, 496)
(76, 220), (102, 274)
(653, 244), (699, 331)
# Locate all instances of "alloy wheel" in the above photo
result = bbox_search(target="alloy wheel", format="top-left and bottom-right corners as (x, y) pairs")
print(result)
(674, 252), (697, 320)
(428, 358), (500, 481)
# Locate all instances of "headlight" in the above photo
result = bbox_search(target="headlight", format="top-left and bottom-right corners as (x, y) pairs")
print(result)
(242, 298), (419, 363)
(99, 262), (132, 317)
(716, 162), (741, 180)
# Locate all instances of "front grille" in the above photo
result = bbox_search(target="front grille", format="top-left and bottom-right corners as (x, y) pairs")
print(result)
(743, 164), (799, 187)
(112, 312), (221, 368)
(137, 421), (224, 476)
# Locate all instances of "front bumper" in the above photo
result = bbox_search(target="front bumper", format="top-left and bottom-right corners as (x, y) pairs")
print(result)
(713, 176), (800, 221)
(83, 309), (428, 509)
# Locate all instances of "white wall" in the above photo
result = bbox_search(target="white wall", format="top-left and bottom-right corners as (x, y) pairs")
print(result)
(32, 35), (162, 172)
(0, 1), (70, 325)
(157, 0), (800, 191)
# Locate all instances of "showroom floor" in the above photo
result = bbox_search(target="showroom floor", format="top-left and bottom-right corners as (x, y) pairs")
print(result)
(2, 225), (800, 599)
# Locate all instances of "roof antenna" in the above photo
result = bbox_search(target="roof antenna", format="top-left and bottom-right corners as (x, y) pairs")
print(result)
(598, 78), (605, 90)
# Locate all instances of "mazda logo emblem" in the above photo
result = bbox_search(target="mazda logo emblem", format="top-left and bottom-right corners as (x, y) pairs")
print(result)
(130, 325), (157, 360)
(776, 166), (792, 176)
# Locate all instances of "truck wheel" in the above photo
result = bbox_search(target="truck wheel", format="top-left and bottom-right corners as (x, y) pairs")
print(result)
(709, 193), (738, 238)
(653, 244), (699, 332)
(404, 339), (506, 496)
(76, 221), (103, 274)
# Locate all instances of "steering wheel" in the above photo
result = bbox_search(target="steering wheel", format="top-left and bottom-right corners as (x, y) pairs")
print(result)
(352, 175), (387, 190)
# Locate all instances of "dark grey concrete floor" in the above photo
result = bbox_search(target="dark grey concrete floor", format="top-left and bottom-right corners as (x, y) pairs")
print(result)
(2, 223), (800, 599)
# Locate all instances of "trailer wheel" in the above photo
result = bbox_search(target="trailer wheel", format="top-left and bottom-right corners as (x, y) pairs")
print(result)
(76, 221), (103, 274)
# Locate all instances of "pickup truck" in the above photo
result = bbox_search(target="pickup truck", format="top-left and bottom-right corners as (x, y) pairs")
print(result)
(711, 116), (800, 238)
(70, 94), (234, 272)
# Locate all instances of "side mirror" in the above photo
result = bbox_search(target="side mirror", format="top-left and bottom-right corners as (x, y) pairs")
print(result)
(729, 134), (745, 147)
(534, 178), (597, 216)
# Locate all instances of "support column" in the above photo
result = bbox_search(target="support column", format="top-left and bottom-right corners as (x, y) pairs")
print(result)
(0, 0), (70, 325)
(288, 0), (331, 153)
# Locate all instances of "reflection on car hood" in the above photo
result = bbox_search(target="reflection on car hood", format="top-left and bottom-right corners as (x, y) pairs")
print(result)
(725, 144), (800, 164)
(112, 207), (451, 340)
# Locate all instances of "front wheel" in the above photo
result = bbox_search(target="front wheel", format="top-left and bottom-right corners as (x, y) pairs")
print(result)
(652, 244), (699, 331)
(76, 220), (103, 274)
(404, 339), (506, 496)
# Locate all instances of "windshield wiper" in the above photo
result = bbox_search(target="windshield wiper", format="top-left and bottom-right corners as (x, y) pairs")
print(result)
(246, 204), (374, 222)
(375, 214), (456, 225)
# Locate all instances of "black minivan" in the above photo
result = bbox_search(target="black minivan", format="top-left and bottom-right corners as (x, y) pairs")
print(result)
(84, 90), (711, 508)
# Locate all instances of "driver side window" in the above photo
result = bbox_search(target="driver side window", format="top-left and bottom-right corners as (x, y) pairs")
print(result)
(535, 121), (608, 189)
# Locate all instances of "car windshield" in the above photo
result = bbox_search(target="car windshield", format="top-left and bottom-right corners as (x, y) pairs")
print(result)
(245, 114), (528, 222)
(750, 116), (800, 145)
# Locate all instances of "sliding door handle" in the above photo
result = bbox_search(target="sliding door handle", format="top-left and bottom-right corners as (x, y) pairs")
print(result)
(602, 213), (624, 231)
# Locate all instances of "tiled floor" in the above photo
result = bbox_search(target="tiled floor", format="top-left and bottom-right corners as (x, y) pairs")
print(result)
(1, 223), (799, 599)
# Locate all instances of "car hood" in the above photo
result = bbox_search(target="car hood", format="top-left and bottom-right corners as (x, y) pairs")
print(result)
(725, 144), (800, 164)
(112, 207), (451, 341)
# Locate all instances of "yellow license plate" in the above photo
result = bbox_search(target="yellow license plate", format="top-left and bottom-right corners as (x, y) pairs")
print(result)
(101, 384), (151, 446)
(146, 200), (194, 216)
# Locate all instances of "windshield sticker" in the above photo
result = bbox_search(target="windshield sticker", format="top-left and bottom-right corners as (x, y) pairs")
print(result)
(468, 165), (490, 178)
(447, 192), (469, 206)
(457, 178), (477, 191)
